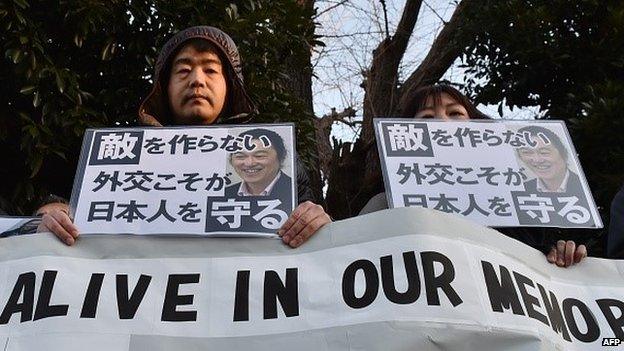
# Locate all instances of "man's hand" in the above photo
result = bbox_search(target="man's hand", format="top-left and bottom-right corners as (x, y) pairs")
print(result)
(36, 205), (79, 246)
(546, 240), (587, 268)
(278, 201), (331, 248)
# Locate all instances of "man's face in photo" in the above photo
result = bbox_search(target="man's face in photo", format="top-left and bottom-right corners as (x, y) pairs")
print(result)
(518, 136), (567, 182)
(167, 43), (227, 125)
(231, 139), (281, 191)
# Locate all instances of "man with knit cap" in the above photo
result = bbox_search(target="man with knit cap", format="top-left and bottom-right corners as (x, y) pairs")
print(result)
(38, 26), (330, 248)
(139, 26), (255, 126)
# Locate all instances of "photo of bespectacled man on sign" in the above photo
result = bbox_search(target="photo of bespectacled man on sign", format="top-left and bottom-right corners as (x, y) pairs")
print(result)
(206, 126), (296, 235)
(512, 125), (595, 227)
(225, 128), (293, 203)
(375, 119), (601, 229)
(516, 126), (583, 194)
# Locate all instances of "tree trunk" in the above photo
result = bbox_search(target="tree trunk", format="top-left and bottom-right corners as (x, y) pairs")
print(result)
(325, 0), (475, 219)
(283, 0), (326, 205)
(396, 0), (473, 116)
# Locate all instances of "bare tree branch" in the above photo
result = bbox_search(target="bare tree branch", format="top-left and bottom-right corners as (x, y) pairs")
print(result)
(396, 0), (473, 116)
(314, 0), (350, 19)
(322, 31), (384, 38)
(423, 0), (448, 24)
(315, 107), (357, 179)
(360, 0), (423, 143)
(324, 0), (425, 219)
(379, 0), (390, 38)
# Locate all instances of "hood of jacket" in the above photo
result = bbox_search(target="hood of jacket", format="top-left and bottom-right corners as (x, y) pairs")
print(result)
(138, 26), (256, 126)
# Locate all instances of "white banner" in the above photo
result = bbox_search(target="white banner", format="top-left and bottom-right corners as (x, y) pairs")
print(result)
(374, 119), (602, 228)
(0, 208), (622, 350)
(0, 217), (39, 238)
(70, 124), (296, 236)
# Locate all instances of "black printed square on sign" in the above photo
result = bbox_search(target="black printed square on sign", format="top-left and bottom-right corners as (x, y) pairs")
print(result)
(89, 131), (144, 165)
(382, 123), (434, 157)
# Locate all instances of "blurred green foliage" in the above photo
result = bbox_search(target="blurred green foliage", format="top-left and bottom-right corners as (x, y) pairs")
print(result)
(0, 0), (319, 214)
(459, 0), (624, 252)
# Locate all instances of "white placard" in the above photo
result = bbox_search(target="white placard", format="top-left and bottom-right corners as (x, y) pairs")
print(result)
(375, 119), (602, 228)
(70, 124), (296, 236)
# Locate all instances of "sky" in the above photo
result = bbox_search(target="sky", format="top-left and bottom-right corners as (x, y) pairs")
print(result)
(311, 0), (542, 141)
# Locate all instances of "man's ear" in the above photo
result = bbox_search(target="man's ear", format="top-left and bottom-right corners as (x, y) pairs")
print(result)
(160, 75), (179, 125)
(217, 63), (234, 118)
